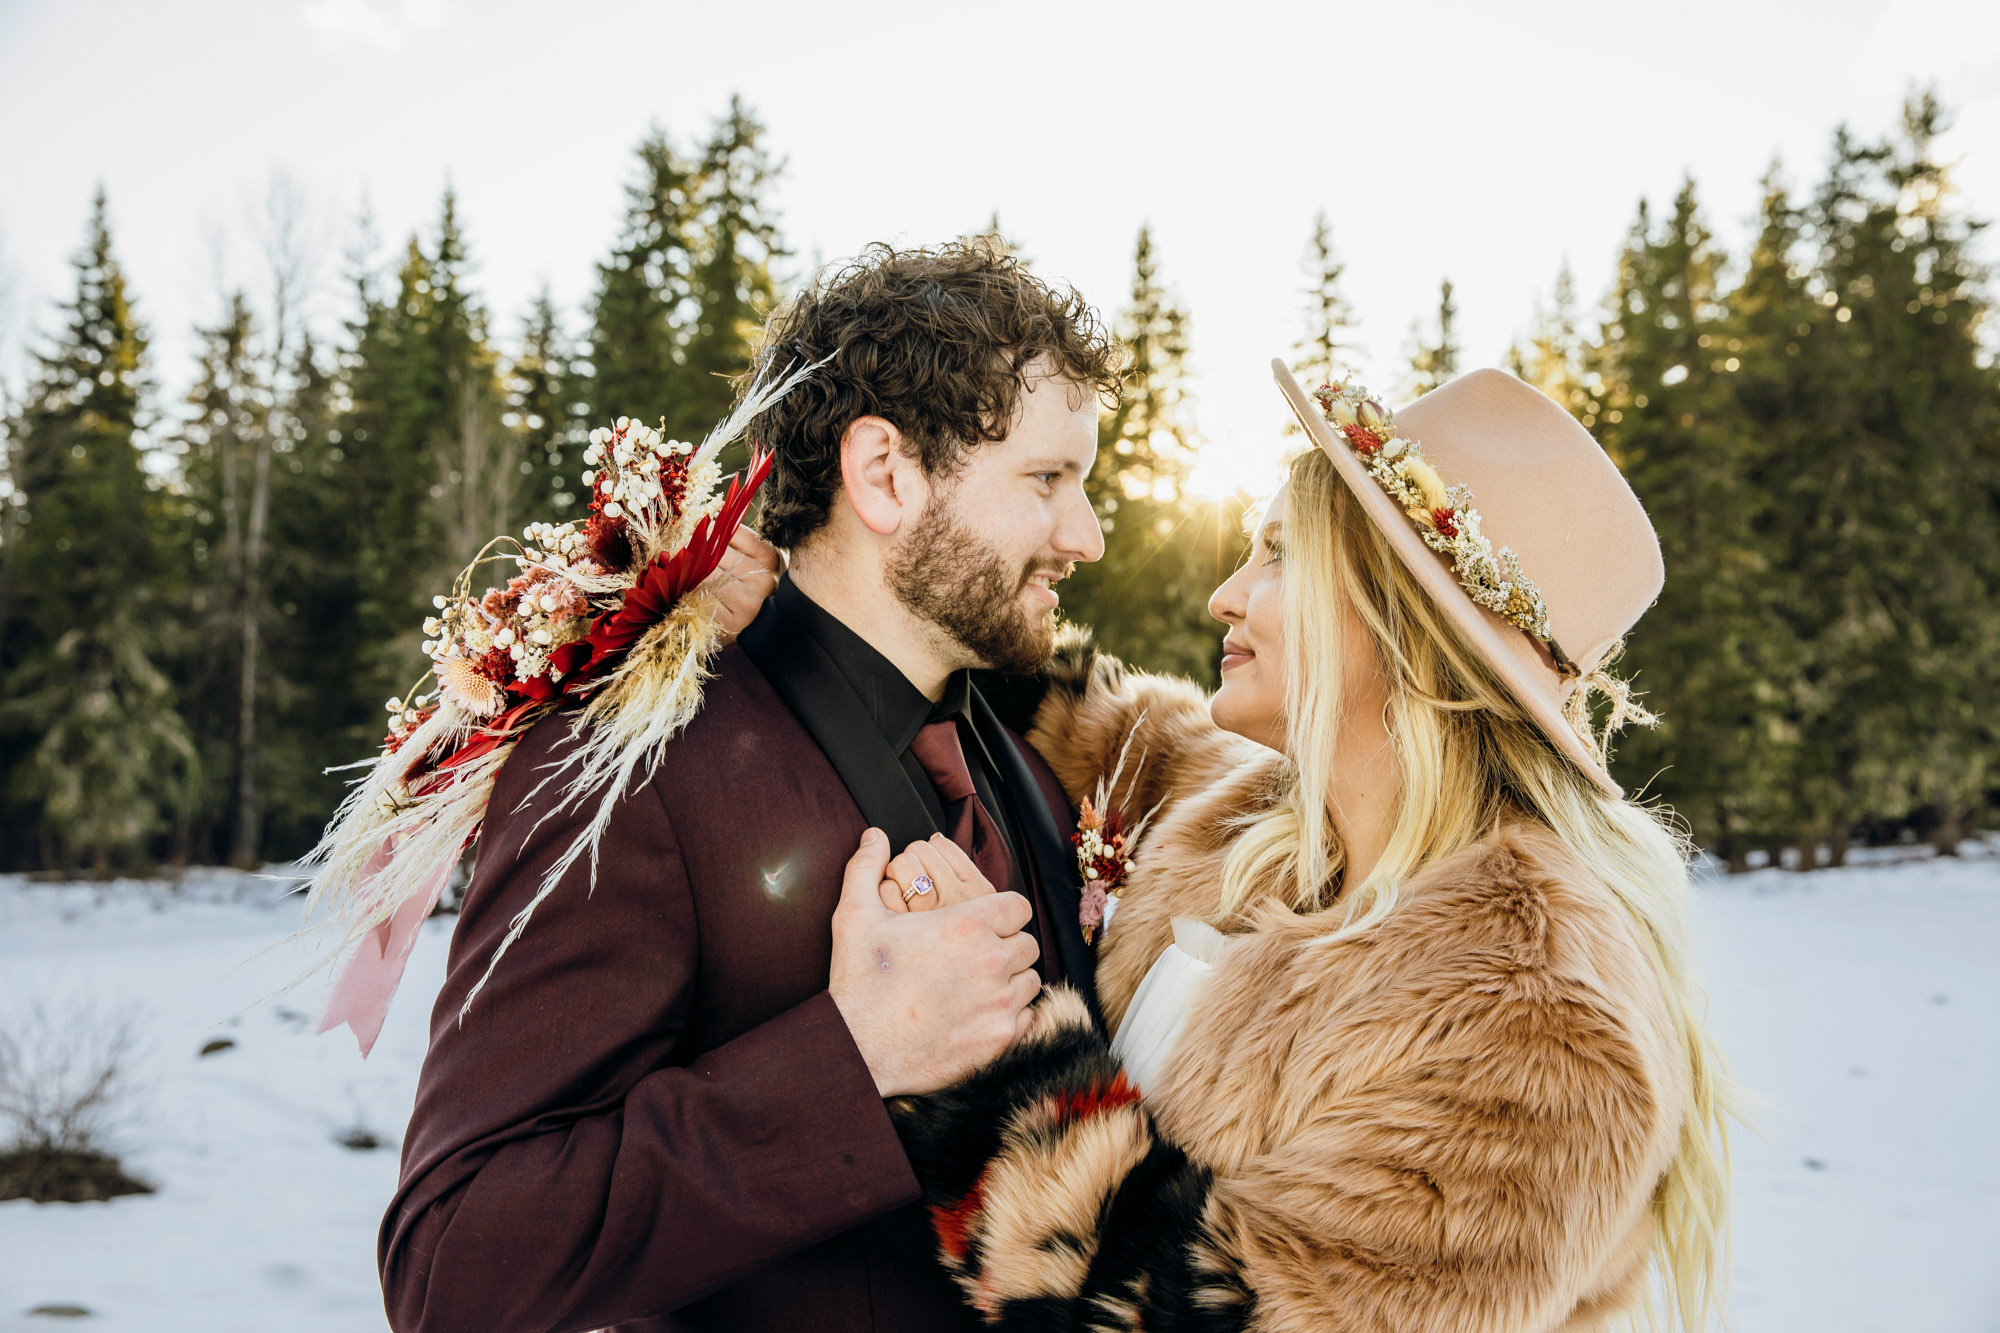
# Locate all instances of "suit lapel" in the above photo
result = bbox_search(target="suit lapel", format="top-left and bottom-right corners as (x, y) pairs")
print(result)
(741, 595), (1097, 1012)
(738, 602), (940, 853)
(969, 689), (1097, 1006)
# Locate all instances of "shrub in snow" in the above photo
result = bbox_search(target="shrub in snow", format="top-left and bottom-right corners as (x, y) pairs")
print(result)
(0, 999), (152, 1203)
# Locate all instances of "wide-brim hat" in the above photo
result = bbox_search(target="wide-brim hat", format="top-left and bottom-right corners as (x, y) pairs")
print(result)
(1270, 359), (1662, 796)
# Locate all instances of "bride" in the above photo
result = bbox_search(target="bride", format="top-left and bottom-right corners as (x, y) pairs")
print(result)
(869, 362), (1734, 1331)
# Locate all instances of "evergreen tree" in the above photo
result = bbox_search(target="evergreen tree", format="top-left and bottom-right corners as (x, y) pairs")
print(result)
(680, 96), (783, 452)
(414, 191), (513, 575)
(171, 178), (330, 866)
(1722, 164), (1824, 864)
(970, 211), (1027, 263)
(260, 329), (373, 855)
(340, 191), (509, 716)
(1407, 277), (1461, 396)
(1061, 225), (1241, 684)
(1595, 182), (1784, 859)
(0, 191), (194, 872)
(1292, 211), (1359, 393)
(1509, 261), (1597, 422)
(174, 291), (270, 863)
(1762, 128), (1909, 862)
(1772, 98), (2000, 858)
(506, 286), (587, 518)
(1866, 93), (1999, 853)
(587, 128), (699, 436)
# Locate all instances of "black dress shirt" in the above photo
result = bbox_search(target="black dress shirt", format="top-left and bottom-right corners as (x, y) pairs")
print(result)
(775, 581), (1026, 876)
(740, 576), (1086, 987)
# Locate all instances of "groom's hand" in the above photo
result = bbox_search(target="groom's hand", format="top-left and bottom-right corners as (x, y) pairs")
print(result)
(701, 524), (781, 643)
(828, 829), (1042, 1098)
(879, 834), (994, 913)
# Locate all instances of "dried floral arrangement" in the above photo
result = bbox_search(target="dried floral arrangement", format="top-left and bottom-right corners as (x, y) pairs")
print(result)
(300, 361), (815, 1053)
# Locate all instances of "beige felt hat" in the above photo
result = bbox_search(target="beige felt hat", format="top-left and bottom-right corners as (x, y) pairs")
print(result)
(1270, 359), (1662, 796)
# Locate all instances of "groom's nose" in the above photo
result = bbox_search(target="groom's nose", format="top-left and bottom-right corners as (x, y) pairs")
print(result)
(1054, 485), (1106, 564)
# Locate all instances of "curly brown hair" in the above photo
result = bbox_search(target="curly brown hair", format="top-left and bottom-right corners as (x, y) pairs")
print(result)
(743, 239), (1123, 549)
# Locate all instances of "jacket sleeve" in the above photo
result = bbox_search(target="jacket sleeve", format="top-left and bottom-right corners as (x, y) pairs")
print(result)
(1026, 626), (1258, 827)
(380, 724), (920, 1333)
(891, 958), (1663, 1332)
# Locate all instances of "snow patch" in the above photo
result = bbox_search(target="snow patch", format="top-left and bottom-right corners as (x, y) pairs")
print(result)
(0, 850), (1995, 1330)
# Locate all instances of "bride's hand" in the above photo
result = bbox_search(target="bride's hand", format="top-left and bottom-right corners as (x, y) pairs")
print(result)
(877, 834), (996, 913)
(701, 525), (781, 642)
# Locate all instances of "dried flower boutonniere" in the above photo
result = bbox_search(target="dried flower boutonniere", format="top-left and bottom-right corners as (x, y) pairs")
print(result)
(1071, 720), (1163, 944)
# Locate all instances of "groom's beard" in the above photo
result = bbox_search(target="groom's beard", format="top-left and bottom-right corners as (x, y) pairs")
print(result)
(887, 495), (1069, 674)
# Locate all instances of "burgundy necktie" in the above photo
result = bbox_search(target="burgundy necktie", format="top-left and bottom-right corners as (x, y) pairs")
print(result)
(908, 716), (1064, 976)
(908, 719), (1052, 973)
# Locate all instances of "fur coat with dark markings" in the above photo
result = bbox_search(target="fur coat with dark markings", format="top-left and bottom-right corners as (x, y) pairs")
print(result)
(890, 631), (1687, 1332)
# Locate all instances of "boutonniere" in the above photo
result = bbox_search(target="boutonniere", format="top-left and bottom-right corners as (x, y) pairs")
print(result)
(1071, 720), (1162, 944)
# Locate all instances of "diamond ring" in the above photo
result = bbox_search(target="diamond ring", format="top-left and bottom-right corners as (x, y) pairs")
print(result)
(902, 873), (936, 903)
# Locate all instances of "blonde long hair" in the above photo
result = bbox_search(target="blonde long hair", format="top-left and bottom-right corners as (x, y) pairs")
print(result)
(1217, 449), (1733, 1331)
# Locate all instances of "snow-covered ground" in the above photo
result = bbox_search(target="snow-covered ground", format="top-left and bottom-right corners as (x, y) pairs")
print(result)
(0, 843), (1995, 1331)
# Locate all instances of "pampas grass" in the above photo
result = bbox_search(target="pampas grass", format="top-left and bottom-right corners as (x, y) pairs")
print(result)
(464, 590), (724, 1017)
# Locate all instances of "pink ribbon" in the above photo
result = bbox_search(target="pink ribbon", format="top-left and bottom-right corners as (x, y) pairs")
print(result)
(316, 836), (455, 1057)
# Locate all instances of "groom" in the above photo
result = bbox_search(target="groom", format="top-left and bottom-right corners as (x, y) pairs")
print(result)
(379, 241), (1120, 1333)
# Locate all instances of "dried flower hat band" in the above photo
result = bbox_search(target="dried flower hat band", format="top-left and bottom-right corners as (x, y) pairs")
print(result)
(1309, 380), (1580, 680)
(1308, 377), (1657, 767)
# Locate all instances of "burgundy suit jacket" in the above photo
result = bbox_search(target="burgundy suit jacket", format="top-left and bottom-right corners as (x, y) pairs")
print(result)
(380, 598), (1093, 1333)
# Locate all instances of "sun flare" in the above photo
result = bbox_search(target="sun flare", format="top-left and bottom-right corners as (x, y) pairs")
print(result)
(1183, 436), (1282, 501)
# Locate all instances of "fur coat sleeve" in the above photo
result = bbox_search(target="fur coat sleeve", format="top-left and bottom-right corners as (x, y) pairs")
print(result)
(888, 653), (1687, 1333)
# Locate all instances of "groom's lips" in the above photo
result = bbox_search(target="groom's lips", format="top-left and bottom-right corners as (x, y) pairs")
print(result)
(1022, 567), (1067, 609)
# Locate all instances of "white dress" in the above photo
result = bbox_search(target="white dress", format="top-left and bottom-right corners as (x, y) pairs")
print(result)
(1109, 917), (1231, 1097)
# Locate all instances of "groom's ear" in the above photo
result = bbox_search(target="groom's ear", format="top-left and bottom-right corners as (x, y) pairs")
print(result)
(839, 415), (925, 538)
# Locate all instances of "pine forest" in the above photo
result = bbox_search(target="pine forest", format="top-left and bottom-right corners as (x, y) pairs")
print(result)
(1, 92), (1994, 876)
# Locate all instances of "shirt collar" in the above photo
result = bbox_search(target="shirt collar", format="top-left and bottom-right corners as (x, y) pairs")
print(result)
(772, 577), (973, 754)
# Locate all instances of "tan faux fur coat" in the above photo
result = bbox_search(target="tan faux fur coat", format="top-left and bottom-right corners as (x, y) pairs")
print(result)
(890, 637), (1687, 1332)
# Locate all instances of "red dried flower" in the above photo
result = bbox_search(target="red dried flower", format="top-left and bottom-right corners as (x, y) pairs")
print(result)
(1342, 422), (1383, 455)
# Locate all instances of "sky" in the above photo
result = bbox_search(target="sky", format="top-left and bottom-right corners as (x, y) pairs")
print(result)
(1, 0), (1996, 495)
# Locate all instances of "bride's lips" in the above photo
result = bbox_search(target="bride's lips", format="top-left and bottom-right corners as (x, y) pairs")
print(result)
(1220, 638), (1255, 672)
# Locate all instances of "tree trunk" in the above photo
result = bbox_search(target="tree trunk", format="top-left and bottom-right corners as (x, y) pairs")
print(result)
(229, 426), (274, 868)
(1932, 807), (1965, 858)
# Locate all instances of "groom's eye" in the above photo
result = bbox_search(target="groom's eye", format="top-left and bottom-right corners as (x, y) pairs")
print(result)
(1034, 472), (1061, 487)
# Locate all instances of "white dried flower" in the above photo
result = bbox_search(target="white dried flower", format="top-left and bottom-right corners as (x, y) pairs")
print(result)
(438, 656), (504, 717)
